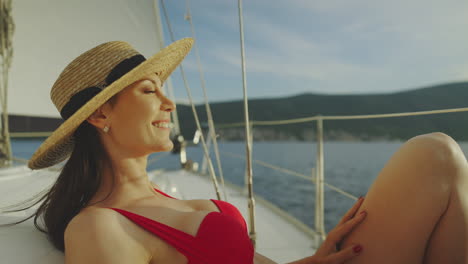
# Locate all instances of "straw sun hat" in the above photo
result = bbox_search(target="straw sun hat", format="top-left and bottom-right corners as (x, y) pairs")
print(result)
(27, 38), (194, 170)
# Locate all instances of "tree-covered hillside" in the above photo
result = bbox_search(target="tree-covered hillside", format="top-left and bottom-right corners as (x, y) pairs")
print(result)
(176, 81), (468, 141)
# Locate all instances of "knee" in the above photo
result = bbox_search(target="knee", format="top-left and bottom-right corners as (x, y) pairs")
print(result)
(408, 132), (462, 157)
(406, 132), (466, 174)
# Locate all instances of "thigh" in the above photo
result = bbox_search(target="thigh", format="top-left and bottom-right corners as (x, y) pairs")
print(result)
(423, 139), (468, 263)
(340, 133), (458, 264)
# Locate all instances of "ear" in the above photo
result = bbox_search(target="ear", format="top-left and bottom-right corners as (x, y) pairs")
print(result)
(86, 103), (112, 129)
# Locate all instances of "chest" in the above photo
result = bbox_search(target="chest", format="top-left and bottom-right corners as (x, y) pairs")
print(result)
(118, 199), (221, 264)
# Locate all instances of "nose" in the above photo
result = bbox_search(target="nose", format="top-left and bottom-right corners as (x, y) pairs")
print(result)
(160, 94), (176, 112)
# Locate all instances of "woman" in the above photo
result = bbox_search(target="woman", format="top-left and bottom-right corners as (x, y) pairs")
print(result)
(25, 38), (467, 263)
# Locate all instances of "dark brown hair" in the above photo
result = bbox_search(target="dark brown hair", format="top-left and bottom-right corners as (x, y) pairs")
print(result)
(0, 97), (119, 252)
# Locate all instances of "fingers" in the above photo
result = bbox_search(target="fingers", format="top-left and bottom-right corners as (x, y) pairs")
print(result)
(338, 196), (365, 225)
(324, 244), (363, 264)
(314, 197), (367, 261)
(333, 210), (367, 243)
(323, 209), (366, 254)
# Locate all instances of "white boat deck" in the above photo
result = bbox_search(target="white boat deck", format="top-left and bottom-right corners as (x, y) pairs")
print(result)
(0, 166), (64, 264)
(0, 166), (317, 264)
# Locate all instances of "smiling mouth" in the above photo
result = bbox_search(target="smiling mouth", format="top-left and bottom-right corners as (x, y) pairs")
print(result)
(152, 122), (174, 129)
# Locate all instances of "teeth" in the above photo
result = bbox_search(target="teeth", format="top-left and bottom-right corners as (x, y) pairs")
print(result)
(154, 122), (173, 128)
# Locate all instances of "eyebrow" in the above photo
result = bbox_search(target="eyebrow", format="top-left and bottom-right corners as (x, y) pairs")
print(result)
(148, 79), (156, 85)
(147, 78), (160, 88)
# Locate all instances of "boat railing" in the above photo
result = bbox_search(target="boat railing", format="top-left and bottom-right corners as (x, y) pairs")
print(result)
(5, 105), (468, 246)
(220, 150), (357, 201)
(210, 105), (468, 245)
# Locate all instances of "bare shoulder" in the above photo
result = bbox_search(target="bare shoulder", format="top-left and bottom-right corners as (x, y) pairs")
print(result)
(64, 208), (150, 264)
(65, 207), (120, 238)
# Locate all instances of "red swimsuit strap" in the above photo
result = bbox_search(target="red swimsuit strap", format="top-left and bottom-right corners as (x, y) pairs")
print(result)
(154, 188), (177, 199)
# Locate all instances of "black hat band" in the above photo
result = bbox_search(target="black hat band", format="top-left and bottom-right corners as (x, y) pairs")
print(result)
(60, 54), (146, 120)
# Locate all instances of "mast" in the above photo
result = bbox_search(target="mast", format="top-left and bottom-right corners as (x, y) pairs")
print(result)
(0, 0), (14, 167)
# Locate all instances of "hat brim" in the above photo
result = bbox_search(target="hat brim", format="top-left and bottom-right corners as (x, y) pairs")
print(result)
(28, 38), (194, 170)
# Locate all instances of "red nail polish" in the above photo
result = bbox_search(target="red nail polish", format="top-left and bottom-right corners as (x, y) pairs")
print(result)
(353, 245), (363, 253)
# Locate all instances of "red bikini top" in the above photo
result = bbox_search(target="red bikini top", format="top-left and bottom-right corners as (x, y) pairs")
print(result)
(108, 188), (254, 264)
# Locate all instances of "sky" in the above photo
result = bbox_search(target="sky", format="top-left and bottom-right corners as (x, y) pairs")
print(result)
(6, 0), (468, 117)
(160, 0), (468, 103)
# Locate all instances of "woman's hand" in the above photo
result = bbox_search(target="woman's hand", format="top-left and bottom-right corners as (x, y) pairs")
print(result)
(307, 196), (367, 264)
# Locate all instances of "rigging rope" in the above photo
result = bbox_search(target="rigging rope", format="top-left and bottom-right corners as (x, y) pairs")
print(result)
(184, 0), (228, 202)
(159, 0), (223, 201)
(152, 1), (182, 136)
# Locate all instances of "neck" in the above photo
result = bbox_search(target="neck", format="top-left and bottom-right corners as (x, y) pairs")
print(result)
(87, 156), (160, 207)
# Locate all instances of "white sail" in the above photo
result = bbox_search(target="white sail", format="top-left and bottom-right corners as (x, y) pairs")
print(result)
(9, 0), (163, 118)
(1, 2), (319, 264)
(1, 1), (165, 263)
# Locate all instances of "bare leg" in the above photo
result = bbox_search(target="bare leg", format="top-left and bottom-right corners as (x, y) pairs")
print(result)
(340, 132), (468, 264)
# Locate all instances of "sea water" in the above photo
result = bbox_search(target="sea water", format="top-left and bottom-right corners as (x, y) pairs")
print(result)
(12, 139), (468, 233)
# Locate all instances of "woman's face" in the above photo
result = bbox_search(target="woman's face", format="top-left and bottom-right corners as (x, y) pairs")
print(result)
(105, 73), (175, 156)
